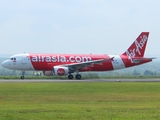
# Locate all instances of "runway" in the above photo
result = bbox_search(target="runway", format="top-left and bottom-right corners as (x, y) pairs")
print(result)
(0, 79), (160, 82)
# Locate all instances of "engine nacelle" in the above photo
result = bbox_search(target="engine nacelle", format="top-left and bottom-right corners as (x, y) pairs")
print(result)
(53, 66), (69, 76)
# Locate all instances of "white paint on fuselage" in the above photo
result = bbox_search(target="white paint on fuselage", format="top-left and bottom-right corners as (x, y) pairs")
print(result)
(109, 55), (125, 70)
(2, 53), (35, 71)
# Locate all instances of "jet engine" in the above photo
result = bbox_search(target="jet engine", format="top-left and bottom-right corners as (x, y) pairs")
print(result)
(43, 66), (69, 76)
(53, 66), (69, 76)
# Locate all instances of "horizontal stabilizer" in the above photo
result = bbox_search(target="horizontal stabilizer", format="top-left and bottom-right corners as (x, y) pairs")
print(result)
(132, 57), (156, 64)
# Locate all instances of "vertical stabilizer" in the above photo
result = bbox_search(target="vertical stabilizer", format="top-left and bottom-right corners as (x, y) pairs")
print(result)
(122, 32), (149, 57)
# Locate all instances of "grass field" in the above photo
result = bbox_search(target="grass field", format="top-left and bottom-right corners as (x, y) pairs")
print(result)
(0, 82), (160, 120)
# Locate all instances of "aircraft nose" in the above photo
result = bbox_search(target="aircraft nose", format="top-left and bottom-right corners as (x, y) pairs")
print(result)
(1, 60), (9, 68)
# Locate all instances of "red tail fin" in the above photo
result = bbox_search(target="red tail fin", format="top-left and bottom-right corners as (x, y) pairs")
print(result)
(122, 32), (149, 57)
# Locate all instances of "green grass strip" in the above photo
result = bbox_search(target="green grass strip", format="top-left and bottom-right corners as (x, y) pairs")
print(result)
(0, 82), (160, 120)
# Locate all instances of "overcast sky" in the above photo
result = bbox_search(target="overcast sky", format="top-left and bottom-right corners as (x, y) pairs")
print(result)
(0, 0), (160, 56)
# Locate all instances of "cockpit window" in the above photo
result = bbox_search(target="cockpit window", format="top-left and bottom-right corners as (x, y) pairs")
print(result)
(10, 58), (16, 60)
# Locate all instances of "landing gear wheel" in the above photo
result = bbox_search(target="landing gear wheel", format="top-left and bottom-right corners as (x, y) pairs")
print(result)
(21, 71), (25, 80)
(68, 74), (73, 79)
(21, 76), (24, 80)
(75, 74), (81, 80)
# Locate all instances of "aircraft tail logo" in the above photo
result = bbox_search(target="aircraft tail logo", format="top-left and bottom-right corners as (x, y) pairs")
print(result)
(122, 32), (149, 58)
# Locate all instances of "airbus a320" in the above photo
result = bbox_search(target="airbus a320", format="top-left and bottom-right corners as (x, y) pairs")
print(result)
(1, 32), (155, 79)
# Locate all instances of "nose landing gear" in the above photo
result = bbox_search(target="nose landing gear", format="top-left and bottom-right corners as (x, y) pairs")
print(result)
(21, 76), (24, 79)
(21, 71), (25, 80)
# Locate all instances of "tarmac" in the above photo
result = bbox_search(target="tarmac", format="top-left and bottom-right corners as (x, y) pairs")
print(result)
(0, 79), (160, 82)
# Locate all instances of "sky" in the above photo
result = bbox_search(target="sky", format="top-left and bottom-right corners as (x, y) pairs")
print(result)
(0, 0), (160, 56)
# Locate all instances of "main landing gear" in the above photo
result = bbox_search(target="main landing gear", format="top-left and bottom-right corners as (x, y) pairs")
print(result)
(75, 74), (81, 79)
(68, 74), (74, 79)
(68, 74), (82, 80)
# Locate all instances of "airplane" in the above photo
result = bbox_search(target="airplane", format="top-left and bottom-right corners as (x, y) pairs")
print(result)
(1, 32), (155, 80)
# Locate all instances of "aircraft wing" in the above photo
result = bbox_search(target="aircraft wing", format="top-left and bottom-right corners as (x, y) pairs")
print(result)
(60, 57), (114, 70)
